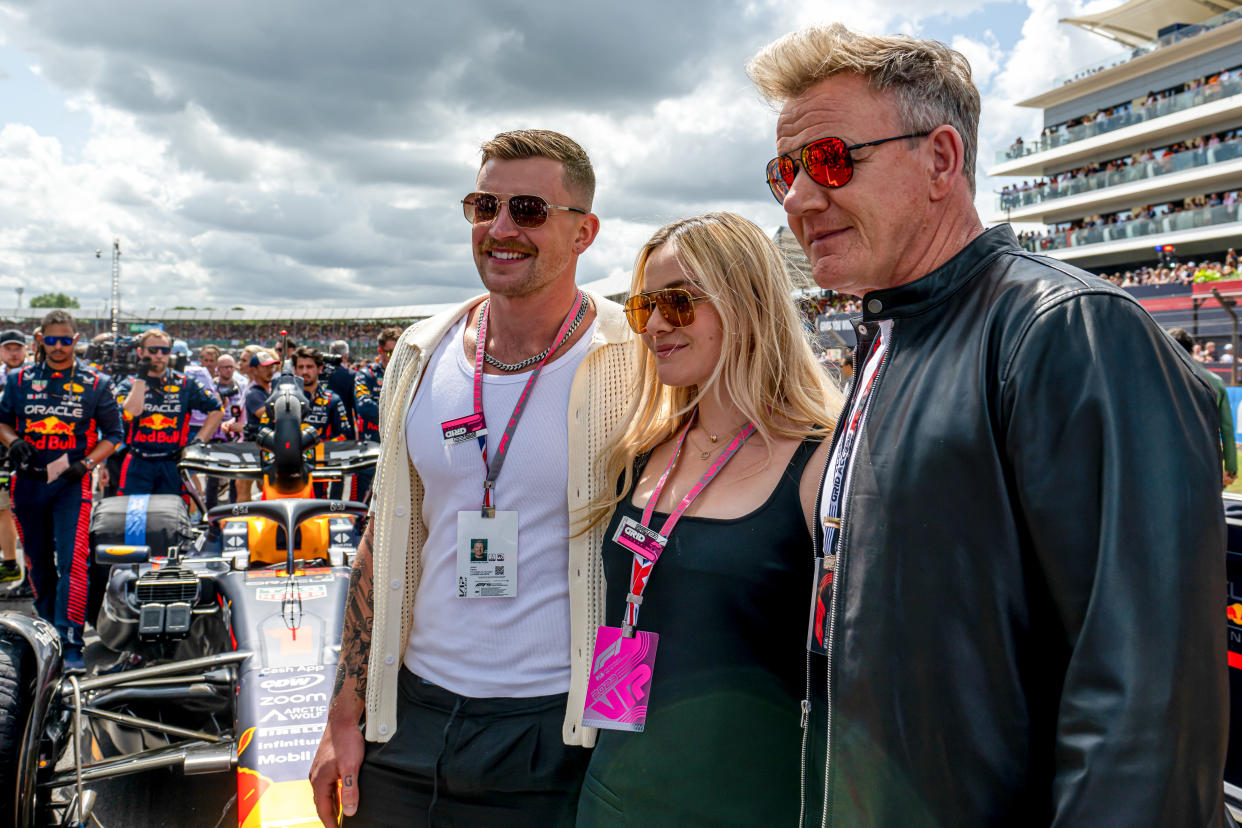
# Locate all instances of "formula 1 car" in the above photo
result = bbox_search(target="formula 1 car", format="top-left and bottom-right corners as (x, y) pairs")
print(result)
(0, 371), (378, 827)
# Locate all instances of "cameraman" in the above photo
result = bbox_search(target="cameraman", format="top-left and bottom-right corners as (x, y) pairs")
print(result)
(0, 330), (28, 596)
(115, 330), (222, 497)
(0, 311), (122, 670)
(294, 346), (353, 498)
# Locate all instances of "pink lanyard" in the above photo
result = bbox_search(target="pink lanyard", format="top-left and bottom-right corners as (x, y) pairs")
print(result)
(473, 290), (586, 515)
(623, 415), (755, 631)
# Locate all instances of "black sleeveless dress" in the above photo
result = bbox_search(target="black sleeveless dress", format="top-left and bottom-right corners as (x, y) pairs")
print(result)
(576, 438), (822, 827)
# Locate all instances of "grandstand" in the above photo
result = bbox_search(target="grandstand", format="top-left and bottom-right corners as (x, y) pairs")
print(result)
(988, 0), (1242, 382)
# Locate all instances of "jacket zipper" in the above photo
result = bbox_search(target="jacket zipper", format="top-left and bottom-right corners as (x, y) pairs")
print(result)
(800, 338), (862, 828)
(817, 321), (893, 828)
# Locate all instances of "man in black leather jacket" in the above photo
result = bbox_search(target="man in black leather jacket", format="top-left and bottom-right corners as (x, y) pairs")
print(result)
(749, 24), (1229, 826)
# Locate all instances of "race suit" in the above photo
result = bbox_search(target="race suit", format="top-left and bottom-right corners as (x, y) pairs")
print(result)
(305, 385), (353, 498)
(0, 362), (123, 645)
(352, 361), (383, 502)
(115, 369), (221, 496)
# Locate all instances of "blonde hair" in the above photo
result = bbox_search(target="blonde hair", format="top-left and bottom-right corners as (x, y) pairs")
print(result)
(580, 212), (844, 531)
(480, 129), (595, 209)
(746, 23), (980, 193)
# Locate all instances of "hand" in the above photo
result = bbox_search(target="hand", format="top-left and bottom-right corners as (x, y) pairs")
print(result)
(59, 460), (89, 485)
(309, 713), (365, 826)
(98, 466), (110, 489)
(59, 459), (89, 486)
(1225, 470), (1237, 487)
(7, 439), (34, 469)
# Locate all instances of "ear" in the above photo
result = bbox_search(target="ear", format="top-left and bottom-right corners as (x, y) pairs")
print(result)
(573, 212), (602, 255)
(926, 124), (965, 202)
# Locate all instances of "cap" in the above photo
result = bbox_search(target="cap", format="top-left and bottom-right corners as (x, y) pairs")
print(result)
(0, 330), (25, 346)
(1227, 344), (1235, 351)
(249, 351), (279, 368)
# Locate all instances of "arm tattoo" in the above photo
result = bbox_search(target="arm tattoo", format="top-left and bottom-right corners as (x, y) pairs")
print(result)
(332, 519), (376, 708)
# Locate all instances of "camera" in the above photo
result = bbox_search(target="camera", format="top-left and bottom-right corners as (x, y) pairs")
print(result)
(86, 335), (142, 379)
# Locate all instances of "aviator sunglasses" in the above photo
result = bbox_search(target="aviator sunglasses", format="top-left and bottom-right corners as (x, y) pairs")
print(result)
(462, 192), (587, 229)
(623, 288), (710, 334)
(765, 131), (931, 204)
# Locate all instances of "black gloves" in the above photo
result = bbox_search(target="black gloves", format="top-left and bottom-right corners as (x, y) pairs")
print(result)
(60, 460), (89, 485)
(7, 439), (34, 468)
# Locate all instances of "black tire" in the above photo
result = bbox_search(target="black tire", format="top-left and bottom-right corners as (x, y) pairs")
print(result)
(0, 631), (31, 825)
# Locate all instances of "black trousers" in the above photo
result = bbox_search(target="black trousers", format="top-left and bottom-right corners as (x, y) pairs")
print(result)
(347, 669), (590, 828)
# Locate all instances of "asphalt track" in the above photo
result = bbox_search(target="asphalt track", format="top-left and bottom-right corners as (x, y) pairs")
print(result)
(2, 597), (241, 828)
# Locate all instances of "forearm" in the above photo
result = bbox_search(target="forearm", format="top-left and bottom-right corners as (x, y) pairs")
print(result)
(196, 412), (223, 443)
(88, 440), (116, 466)
(0, 424), (17, 447)
(330, 519), (375, 724)
(122, 381), (146, 418)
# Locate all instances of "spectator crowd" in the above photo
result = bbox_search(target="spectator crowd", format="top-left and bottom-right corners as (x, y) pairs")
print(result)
(1016, 188), (1242, 252)
(999, 131), (1242, 211)
(1003, 65), (1242, 159)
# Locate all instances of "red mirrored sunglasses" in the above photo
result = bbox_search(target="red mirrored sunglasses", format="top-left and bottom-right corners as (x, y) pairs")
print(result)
(765, 132), (931, 204)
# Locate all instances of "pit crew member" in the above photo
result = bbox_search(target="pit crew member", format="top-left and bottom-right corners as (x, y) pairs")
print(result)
(351, 327), (398, 501)
(116, 329), (222, 496)
(294, 346), (353, 498)
(242, 350), (278, 442)
(0, 310), (122, 669)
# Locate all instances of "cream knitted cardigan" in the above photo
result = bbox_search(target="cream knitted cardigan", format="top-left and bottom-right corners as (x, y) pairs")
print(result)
(364, 290), (634, 746)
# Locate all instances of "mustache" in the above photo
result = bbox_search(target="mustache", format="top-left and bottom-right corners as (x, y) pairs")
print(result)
(480, 240), (537, 256)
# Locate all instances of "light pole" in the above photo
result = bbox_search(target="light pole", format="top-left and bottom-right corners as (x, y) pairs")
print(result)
(15, 287), (23, 313)
(96, 239), (122, 340)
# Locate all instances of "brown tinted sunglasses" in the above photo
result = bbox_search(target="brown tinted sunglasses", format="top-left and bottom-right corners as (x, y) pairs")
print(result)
(623, 288), (710, 334)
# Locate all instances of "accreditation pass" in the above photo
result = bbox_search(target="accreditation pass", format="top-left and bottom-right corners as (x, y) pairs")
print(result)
(456, 510), (518, 598)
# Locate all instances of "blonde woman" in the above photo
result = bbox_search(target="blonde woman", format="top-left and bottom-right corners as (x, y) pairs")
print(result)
(576, 212), (842, 825)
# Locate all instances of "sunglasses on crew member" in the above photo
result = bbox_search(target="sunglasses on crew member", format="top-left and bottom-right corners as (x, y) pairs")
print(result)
(146, 346), (171, 355)
(42, 336), (74, 347)
(765, 131), (931, 204)
(623, 288), (710, 334)
(462, 192), (587, 229)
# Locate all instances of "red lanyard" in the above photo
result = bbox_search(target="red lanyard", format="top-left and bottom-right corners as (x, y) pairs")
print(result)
(473, 290), (586, 514)
(623, 415), (755, 631)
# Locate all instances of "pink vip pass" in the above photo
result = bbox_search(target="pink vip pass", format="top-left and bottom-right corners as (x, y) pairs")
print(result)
(582, 625), (659, 732)
(612, 515), (666, 561)
(441, 412), (487, 446)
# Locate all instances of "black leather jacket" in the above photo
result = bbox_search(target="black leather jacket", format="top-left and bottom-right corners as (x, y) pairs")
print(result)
(809, 225), (1228, 826)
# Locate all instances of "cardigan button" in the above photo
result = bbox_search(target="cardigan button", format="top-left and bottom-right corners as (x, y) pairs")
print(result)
(385, 654), (395, 665)
(379, 724), (389, 735)
(394, 506), (406, 516)
(390, 579), (400, 590)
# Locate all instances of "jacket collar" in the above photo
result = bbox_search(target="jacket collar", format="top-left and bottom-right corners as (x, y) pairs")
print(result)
(860, 224), (1021, 322)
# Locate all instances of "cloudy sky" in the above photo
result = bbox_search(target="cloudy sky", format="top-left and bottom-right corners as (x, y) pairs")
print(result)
(0, 0), (1123, 313)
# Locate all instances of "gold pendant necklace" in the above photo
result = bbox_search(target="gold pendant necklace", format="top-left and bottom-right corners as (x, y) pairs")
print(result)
(687, 429), (720, 461)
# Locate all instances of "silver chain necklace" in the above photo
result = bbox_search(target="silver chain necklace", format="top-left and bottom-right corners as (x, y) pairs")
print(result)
(478, 291), (588, 372)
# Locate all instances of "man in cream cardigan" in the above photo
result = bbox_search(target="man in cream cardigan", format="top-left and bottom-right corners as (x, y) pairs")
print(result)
(311, 129), (634, 827)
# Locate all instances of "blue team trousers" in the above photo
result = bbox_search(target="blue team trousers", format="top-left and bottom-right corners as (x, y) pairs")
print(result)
(118, 454), (183, 497)
(12, 473), (93, 644)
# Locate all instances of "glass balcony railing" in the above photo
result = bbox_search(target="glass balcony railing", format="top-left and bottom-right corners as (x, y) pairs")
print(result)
(996, 73), (1242, 164)
(1053, 9), (1242, 89)
(997, 137), (1242, 211)
(1019, 200), (1242, 253)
